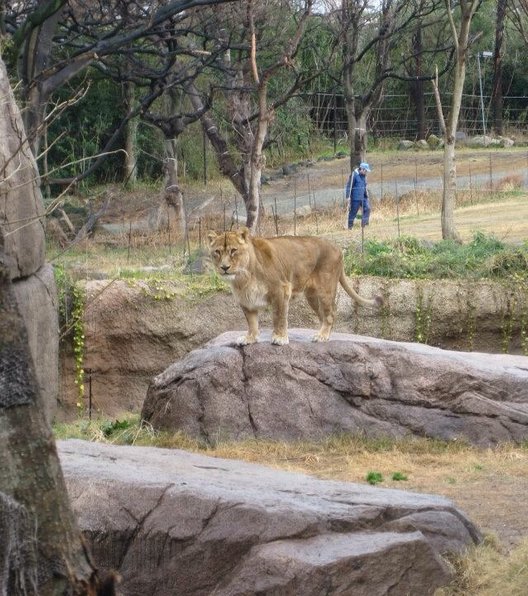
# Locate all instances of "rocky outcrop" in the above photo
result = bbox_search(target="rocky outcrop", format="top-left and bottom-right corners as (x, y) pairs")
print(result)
(0, 60), (58, 421)
(142, 330), (528, 447)
(59, 439), (481, 596)
(58, 276), (527, 419)
(12, 264), (58, 421)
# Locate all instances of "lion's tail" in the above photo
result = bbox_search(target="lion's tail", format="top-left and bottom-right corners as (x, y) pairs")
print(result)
(339, 270), (383, 308)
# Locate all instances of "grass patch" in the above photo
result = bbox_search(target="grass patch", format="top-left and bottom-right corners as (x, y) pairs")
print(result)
(344, 231), (528, 280)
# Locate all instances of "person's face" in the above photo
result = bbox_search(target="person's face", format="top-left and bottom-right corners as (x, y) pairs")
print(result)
(360, 167), (367, 175)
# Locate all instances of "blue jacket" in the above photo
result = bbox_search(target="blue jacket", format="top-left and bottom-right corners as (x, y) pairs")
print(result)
(345, 168), (368, 202)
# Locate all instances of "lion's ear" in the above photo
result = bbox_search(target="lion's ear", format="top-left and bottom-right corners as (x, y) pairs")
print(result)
(239, 226), (251, 243)
(207, 231), (217, 246)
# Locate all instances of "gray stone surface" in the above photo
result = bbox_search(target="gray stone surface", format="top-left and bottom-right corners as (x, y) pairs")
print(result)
(142, 330), (528, 447)
(0, 60), (45, 281)
(0, 60), (58, 419)
(12, 264), (59, 421)
(59, 439), (481, 596)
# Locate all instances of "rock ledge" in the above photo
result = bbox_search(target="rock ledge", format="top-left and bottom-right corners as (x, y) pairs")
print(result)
(59, 439), (481, 595)
(142, 330), (528, 447)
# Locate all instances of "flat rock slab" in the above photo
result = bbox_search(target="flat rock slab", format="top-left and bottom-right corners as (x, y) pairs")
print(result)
(59, 440), (481, 596)
(142, 330), (528, 447)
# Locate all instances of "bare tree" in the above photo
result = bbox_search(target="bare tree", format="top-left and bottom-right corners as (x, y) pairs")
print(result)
(3, 0), (239, 156)
(432, 0), (482, 241)
(337, 0), (446, 167)
(186, 0), (314, 231)
(509, 0), (528, 44)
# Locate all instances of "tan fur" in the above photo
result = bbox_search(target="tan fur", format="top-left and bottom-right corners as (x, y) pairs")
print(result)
(208, 227), (382, 345)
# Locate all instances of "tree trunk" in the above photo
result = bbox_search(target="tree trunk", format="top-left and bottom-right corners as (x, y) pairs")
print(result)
(440, 0), (479, 242)
(162, 138), (186, 236)
(18, 2), (65, 156)
(344, 90), (367, 169)
(123, 81), (138, 185)
(491, 0), (506, 136)
(0, 255), (113, 595)
(245, 81), (271, 231)
(411, 26), (426, 140)
(441, 138), (459, 240)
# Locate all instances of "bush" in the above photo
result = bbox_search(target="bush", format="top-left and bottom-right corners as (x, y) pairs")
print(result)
(344, 232), (528, 281)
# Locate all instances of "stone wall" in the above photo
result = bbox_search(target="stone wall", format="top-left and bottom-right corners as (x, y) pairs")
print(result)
(58, 276), (527, 419)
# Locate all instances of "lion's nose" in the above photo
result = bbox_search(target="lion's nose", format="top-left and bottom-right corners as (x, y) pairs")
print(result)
(221, 265), (230, 273)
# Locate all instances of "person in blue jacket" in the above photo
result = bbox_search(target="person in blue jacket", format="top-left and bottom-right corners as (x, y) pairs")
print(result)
(345, 162), (371, 229)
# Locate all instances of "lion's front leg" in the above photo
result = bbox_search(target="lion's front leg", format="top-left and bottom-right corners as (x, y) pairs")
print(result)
(270, 283), (291, 346)
(237, 307), (260, 346)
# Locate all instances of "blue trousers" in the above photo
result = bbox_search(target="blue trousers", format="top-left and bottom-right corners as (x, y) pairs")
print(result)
(348, 199), (370, 228)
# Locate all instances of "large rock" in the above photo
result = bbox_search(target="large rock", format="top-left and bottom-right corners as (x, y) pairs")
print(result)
(58, 277), (527, 418)
(0, 60), (45, 280)
(59, 439), (481, 596)
(142, 330), (528, 447)
(12, 264), (59, 421)
(0, 60), (57, 419)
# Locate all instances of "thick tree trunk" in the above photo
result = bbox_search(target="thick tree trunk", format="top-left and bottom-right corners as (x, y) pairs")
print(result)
(441, 139), (459, 241)
(0, 256), (112, 595)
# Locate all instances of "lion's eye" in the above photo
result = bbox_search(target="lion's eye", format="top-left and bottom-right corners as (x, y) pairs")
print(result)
(230, 248), (237, 256)
(214, 249), (221, 257)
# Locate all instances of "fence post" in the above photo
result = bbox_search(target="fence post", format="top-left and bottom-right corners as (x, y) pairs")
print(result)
(293, 179), (297, 236)
(395, 182), (401, 244)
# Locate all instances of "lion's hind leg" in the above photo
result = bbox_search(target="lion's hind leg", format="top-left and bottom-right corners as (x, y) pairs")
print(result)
(305, 286), (336, 342)
(270, 282), (292, 345)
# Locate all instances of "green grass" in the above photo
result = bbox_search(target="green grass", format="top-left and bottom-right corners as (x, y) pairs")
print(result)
(345, 232), (528, 281)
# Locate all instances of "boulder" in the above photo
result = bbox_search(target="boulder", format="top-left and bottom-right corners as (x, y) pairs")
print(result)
(59, 439), (481, 596)
(0, 59), (58, 418)
(142, 330), (528, 447)
(426, 134), (442, 149)
(0, 60), (45, 280)
(397, 140), (415, 151)
(12, 264), (59, 421)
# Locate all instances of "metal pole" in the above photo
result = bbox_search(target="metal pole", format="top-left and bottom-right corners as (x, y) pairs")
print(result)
(477, 52), (486, 136)
(86, 368), (92, 421)
(203, 127), (208, 185)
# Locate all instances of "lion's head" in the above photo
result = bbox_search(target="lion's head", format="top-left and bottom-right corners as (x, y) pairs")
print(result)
(208, 227), (251, 278)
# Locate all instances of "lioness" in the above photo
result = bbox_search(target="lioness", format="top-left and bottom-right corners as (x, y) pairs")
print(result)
(208, 227), (382, 345)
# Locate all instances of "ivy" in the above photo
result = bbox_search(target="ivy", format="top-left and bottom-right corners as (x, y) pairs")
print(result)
(71, 284), (86, 409)
(54, 265), (86, 410)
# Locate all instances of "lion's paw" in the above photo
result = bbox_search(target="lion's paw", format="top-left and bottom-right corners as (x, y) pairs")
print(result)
(236, 335), (258, 346)
(312, 333), (330, 342)
(271, 334), (289, 346)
